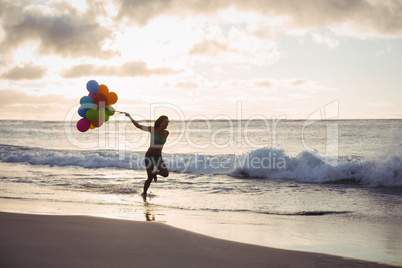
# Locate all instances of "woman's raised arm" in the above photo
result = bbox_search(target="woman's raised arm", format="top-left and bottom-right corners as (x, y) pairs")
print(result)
(124, 113), (151, 132)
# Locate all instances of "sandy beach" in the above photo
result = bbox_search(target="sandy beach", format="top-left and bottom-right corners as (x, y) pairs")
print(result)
(0, 212), (397, 268)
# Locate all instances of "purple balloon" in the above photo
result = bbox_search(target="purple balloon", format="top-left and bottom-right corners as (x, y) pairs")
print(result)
(77, 118), (91, 132)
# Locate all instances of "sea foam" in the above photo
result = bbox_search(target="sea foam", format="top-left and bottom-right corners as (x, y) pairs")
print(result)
(1, 144), (401, 187)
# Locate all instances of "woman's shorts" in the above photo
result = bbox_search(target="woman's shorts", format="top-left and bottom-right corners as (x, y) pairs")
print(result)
(144, 153), (163, 168)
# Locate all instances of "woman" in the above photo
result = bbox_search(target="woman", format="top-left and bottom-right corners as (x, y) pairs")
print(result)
(124, 113), (169, 197)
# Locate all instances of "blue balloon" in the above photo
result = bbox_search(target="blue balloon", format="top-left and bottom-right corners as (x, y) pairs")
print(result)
(86, 80), (99, 95)
(78, 106), (89, 117)
(80, 96), (95, 109)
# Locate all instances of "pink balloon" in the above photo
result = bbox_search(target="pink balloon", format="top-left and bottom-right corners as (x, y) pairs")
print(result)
(77, 118), (91, 132)
(88, 93), (96, 100)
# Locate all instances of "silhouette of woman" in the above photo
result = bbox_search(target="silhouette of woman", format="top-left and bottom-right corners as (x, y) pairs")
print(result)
(124, 113), (169, 197)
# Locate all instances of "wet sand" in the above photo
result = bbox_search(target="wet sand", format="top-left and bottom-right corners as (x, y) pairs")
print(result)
(0, 212), (397, 268)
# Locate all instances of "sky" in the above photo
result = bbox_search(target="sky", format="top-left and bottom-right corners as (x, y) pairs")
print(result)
(0, 0), (401, 121)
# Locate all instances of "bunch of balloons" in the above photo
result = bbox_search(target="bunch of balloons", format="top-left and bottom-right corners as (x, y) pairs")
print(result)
(76, 80), (118, 132)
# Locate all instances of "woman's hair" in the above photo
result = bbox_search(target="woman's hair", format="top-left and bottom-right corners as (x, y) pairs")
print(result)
(154, 115), (169, 128)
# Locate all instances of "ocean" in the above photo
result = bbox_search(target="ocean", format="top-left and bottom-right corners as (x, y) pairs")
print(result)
(1, 118), (401, 265)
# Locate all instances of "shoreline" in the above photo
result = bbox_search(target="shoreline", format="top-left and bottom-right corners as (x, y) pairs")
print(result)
(1, 195), (402, 267)
(0, 212), (398, 268)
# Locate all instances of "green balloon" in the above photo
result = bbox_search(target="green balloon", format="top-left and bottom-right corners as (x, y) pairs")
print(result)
(105, 106), (115, 116)
(86, 108), (100, 122)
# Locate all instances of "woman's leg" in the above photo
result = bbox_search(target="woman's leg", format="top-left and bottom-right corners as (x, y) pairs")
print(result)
(157, 160), (169, 177)
(142, 165), (154, 196)
(142, 156), (155, 196)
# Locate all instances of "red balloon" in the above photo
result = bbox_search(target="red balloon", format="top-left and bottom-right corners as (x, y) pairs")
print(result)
(94, 93), (108, 108)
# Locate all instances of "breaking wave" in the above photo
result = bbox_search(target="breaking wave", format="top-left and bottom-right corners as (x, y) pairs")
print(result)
(1, 144), (401, 187)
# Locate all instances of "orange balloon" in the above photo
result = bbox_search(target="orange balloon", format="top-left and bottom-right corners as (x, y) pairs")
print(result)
(107, 92), (118, 105)
(98, 84), (109, 95)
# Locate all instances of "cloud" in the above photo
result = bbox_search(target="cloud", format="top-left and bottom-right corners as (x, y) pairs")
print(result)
(0, 63), (47, 80)
(226, 79), (276, 90)
(112, 0), (174, 26)
(283, 78), (335, 93)
(0, 0), (115, 59)
(173, 81), (200, 90)
(0, 88), (77, 120)
(160, 77), (334, 108)
(223, 78), (333, 94)
(190, 40), (230, 56)
(250, 0), (402, 38)
(61, 61), (182, 78)
(1, 0), (399, 68)
(311, 32), (339, 49)
(188, 27), (282, 65)
(111, 0), (402, 38)
(156, 76), (338, 118)
(0, 89), (73, 107)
